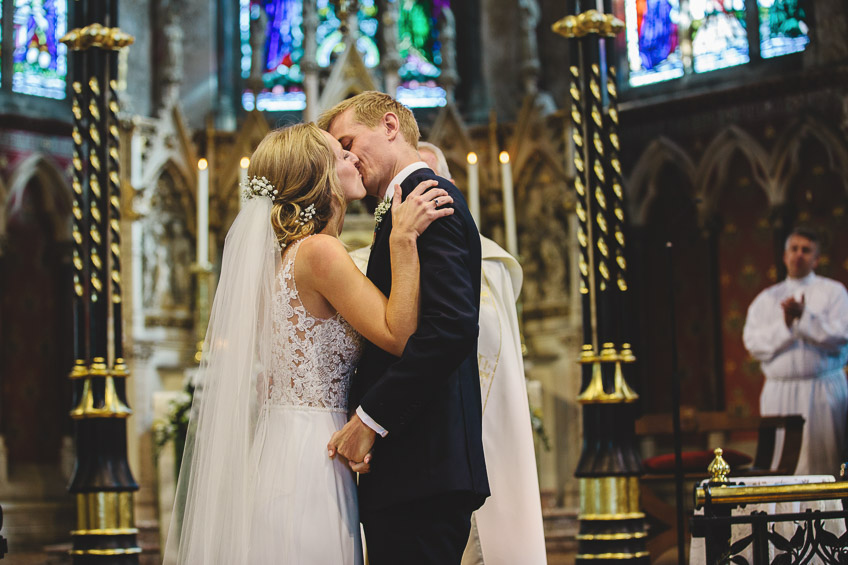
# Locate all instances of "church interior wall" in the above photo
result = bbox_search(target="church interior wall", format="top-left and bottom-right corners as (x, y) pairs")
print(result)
(1, 0), (847, 556)
(0, 152), (77, 549)
(619, 70), (848, 418)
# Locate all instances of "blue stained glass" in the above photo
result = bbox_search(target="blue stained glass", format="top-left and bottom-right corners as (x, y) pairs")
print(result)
(12, 0), (68, 99)
(758, 0), (809, 58)
(691, 0), (750, 73)
(397, 0), (447, 108)
(241, 0), (381, 111)
(240, 0), (305, 111)
(625, 0), (685, 87)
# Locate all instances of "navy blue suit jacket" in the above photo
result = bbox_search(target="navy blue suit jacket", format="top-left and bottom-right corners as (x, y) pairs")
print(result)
(354, 168), (490, 516)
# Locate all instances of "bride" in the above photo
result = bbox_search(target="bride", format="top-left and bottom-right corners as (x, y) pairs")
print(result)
(164, 123), (454, 564)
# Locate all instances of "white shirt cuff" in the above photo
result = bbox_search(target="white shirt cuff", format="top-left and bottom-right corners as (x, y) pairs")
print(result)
(357, 406), (388, 437)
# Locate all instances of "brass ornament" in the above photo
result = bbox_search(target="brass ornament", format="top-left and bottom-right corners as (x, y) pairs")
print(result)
(593, 159), (605, 183)
(694, 480), (848, 509)
(579, 476), (643, 517)
(552, 10), (626, 38)
(577, 532), (648, 540)
(708, 447), (731, 483)
(575, 176), (586, 197)
(61, 24), (135, 51)
(576, 202), (587, 222)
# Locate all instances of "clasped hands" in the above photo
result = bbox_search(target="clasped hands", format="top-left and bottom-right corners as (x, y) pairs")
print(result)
(781, 294), (805, 328)
(327, 414), (376, 474)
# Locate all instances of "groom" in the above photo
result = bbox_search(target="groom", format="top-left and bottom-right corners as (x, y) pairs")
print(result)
(320, 91), (489, 564)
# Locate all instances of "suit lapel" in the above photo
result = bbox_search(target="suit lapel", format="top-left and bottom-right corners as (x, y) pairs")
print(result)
(366, 209), (392, 283)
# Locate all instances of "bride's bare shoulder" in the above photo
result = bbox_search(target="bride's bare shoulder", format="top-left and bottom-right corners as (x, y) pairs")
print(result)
(296, 234), (354, 278)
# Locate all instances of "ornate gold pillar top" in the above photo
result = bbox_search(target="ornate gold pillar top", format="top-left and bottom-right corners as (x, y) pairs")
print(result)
(61, 23), (135, 51)
(552, 10), (625, 39)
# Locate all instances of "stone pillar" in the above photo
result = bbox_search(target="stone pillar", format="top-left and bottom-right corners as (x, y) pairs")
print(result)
(439, 7), (458, 105)
(381, 0), (401, 96)
(303, 0), (320, 122)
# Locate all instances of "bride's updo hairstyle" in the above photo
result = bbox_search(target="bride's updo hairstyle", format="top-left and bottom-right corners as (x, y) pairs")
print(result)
(248, 123), (346, 249)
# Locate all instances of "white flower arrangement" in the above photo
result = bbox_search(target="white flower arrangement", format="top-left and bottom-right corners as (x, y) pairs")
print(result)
(298, 203), (316, 226)
(374, 195), (392, 229)
(241, 176), (279, 201)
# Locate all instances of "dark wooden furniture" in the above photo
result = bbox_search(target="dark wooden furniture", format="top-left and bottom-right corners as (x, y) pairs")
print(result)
(634, 410), (805, 561)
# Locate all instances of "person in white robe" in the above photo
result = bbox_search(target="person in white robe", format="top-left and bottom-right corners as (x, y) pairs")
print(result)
(743, 227), (848, 476)
(351, 142), (547, 565)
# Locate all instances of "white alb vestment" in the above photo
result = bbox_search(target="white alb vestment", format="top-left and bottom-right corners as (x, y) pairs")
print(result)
(743, 272), (848, 475)
(352, 237), (547, 564)
(463, 236), (547, 565)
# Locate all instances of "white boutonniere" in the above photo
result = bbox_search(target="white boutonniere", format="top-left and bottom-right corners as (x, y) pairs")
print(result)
(373, 195), (392, 230)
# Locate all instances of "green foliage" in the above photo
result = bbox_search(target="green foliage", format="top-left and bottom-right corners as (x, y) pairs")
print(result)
(153, 384), (194, 456)
(530, 404), (551, 452)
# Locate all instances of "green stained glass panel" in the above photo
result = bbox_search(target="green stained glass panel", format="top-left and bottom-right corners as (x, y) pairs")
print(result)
(757, 0), (809, 58)
(397, 0), (447, 108)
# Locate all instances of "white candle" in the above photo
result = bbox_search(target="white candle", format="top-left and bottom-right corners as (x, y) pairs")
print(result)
(239, 156), (250, 209)
(130, 131), (142, 188)
(466, 152), (480, 227)
(500, 151), (518, 258)
(197, 158), (209, 266)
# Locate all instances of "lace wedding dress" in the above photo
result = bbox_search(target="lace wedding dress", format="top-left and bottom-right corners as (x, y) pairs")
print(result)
(248, 236), (364, 564)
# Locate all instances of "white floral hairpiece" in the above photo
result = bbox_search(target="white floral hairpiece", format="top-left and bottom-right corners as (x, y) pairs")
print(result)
(241, 176), (279, 201)
(297, 203), (316, 225)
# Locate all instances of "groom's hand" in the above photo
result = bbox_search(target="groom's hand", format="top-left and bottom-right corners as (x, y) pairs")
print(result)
(327, 414), (376, 470)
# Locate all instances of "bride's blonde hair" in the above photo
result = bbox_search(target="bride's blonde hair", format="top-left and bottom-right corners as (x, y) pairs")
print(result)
(248, 123), (346, 249)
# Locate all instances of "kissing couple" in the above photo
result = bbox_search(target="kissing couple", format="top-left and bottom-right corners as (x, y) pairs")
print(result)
(165, 91), (489, 565)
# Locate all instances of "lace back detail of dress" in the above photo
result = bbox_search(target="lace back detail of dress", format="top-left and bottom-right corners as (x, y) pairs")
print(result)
(269, 236), (362, 412)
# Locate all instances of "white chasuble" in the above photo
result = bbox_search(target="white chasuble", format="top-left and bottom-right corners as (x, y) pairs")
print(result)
(467, 237), (547, 565)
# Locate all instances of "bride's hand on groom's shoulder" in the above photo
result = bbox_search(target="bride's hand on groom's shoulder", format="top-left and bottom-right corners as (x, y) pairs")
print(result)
(391, 180), (454, 239)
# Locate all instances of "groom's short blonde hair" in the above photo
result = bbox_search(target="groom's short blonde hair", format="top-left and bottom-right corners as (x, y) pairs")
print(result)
(317, 91), (420, 149)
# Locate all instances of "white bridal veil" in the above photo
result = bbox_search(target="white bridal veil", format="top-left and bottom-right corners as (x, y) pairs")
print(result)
(164, 197), (281, 564)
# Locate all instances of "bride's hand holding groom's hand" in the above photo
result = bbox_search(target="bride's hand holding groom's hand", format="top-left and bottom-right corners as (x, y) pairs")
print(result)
(328, 414), (377, 473)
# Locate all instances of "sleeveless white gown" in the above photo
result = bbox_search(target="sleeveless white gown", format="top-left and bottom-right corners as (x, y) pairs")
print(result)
(247, 236), (364, 564)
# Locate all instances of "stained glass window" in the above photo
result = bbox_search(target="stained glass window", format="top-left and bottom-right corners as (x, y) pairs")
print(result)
(691, 0), (749, 73)
(240, 0), (380, 112)
(396, 0), (447, 108)
(758, 0), (809, 59)
(240, 0), (305, 112)
(316, 0), (379, 68)
(624, 0), (808, 87)
(624, 0), (685, 87)
(241, 0), (448, 111)
(12, 0), (68, 99)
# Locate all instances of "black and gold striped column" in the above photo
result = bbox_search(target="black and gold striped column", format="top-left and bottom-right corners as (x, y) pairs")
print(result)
(61, 1), (138, 562)
(554, 3), (648, 563)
